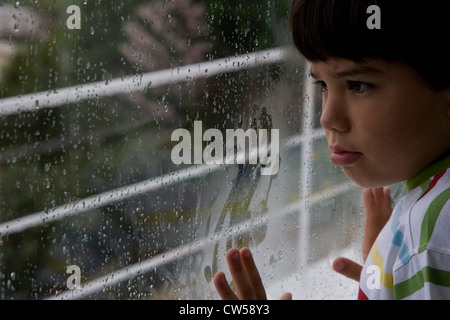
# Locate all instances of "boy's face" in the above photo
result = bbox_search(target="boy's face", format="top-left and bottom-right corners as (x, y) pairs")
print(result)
(311, 58), (450, 188)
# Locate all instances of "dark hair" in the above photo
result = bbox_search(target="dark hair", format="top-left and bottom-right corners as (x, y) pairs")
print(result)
(289, 0), (450, 91)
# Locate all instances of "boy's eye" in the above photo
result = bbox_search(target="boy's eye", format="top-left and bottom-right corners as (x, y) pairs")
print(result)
(348, 81), (371, 93)
(314, 81), (328, 92)
(313, 80), (372, 94)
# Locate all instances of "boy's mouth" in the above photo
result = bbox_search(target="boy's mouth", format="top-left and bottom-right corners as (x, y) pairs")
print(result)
(330, 146), (362, 167)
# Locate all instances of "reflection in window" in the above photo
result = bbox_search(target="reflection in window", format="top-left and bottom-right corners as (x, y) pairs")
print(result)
(0, 1), (363, 300)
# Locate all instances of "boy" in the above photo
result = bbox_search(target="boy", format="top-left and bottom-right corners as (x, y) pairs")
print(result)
(213, 0), (450, 299)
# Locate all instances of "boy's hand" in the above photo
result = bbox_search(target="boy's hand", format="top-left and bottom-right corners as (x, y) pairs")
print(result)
(213, 188), (392, 297)
(333, 187), (392, 281)
(214, 247), (292, 300)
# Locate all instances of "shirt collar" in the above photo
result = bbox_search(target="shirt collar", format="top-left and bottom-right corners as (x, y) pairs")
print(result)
(406, 154), (450, 194)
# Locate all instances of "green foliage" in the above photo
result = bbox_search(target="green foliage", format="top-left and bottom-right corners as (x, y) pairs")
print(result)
(205, 0), (289, 57)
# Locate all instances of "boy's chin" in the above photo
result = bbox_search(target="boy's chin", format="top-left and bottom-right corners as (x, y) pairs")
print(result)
(343, 169), (390, 189)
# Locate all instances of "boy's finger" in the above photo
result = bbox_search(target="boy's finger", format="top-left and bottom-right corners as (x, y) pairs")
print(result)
(239, 247), (267, 300)
(226, 248), (257, 299)
(363, 188), (390, 246)
(372, 187), (383, 205)
(213, 272), (238, 300)
(383, 186), (391, 200)
(332, 257), (362, 282)
(382, 187), (393, 219)
(280, 292), (293, 300)
(363, 188), (376, 217)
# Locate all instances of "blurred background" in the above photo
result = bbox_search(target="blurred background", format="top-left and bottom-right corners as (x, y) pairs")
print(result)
(0, 0), (367, 299)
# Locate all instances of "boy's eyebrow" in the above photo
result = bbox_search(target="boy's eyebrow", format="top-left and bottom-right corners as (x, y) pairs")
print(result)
(309, 64), (384, 80)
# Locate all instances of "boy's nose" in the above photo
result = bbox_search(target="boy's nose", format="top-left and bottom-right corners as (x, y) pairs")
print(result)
(319, 94), (351, 133)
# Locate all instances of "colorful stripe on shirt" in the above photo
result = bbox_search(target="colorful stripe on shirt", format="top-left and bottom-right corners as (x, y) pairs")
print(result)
(359, 155), (450, 300)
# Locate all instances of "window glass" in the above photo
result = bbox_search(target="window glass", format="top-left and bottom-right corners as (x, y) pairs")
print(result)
(0, 0), (364, 300)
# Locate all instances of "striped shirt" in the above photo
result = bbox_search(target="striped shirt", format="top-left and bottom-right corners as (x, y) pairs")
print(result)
(359, 155), (450, 299)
